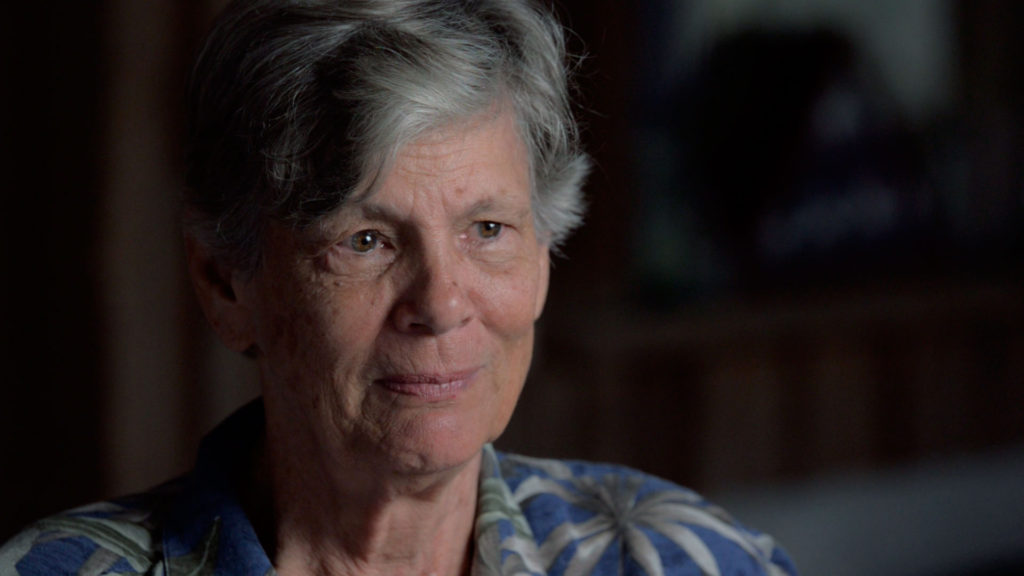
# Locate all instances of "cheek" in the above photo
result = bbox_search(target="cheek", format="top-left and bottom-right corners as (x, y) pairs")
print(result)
(257, 303), (329, 390)
(477, 264), (541, 417)
(479, 261), (544, 336)
(257, 280), (387, 387)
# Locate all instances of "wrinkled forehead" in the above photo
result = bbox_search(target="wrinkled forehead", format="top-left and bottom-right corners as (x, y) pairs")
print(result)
(347, 103), (532, 206)
(293, 106), (533, 247)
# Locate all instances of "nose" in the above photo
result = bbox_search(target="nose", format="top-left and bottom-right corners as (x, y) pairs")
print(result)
(391, 242), (472, 335)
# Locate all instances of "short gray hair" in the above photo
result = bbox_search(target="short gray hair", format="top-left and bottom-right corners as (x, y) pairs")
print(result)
(185, 0), (590, 273)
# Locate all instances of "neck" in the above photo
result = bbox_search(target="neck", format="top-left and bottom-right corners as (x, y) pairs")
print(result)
(244, 421), (481, 576)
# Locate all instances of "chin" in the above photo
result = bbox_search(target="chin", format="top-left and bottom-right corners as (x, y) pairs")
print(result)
(375, 409), (504, 476)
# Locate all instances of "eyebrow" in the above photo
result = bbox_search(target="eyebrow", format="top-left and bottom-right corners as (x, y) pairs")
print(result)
(353, 202), (400, 222)
(353, 194), (532, 223)
(464, 197), (532, 221)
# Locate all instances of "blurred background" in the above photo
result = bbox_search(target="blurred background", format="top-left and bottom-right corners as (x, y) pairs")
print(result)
(3, 1), (1023, 574)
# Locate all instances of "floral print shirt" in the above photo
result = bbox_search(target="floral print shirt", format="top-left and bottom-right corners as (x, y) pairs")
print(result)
(1, 402), (797, 576)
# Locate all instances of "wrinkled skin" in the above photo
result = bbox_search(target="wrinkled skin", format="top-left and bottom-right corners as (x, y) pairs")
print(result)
(215, 108), (549, 480)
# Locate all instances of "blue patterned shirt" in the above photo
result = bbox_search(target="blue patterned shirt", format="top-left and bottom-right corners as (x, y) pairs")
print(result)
(1, 402), (797, 575)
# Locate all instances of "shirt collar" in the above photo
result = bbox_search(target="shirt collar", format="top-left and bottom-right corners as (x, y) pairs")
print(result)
(159, 400), (544, 576)
(160, 399), (273, 576)
(473, 445), (545, 575)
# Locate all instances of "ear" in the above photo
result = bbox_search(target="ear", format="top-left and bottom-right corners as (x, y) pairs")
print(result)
(534, 244), (550, 320)
(185, 234), (257, 353)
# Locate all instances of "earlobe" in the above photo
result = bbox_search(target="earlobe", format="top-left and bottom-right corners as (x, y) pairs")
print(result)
(534, 246), (550, 320)
(185, 235), (257, 353)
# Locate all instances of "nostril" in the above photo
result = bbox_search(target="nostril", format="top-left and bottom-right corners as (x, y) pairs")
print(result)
(393, 274), (471, 335)
(405, 318), (438, 335)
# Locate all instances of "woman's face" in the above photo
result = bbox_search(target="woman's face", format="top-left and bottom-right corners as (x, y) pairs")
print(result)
(238, 110), (549, 475)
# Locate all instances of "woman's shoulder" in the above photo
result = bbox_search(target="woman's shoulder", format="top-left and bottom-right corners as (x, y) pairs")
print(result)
(0, 484), (179, 576)
(491, 449), (799, 576)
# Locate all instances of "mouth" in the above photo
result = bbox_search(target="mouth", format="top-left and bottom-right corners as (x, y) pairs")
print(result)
(374, 369), (478, 402)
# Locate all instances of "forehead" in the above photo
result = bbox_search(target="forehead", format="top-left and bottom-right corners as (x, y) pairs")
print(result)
(356, 109), (531, 212)
(267, 110), (538, 261)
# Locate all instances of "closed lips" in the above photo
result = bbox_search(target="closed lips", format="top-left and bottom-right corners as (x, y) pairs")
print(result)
(374, 370), (478, 400)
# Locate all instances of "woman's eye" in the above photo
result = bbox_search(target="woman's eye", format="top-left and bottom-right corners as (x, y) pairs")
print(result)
(476, 221), (503, 239)
(349, 230), (381, 253)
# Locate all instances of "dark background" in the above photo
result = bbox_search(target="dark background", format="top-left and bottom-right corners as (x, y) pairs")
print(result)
(4, 1), (1023, 573)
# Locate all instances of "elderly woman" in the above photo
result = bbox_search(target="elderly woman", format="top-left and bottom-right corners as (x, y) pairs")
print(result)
(2, 1), (796, 575)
